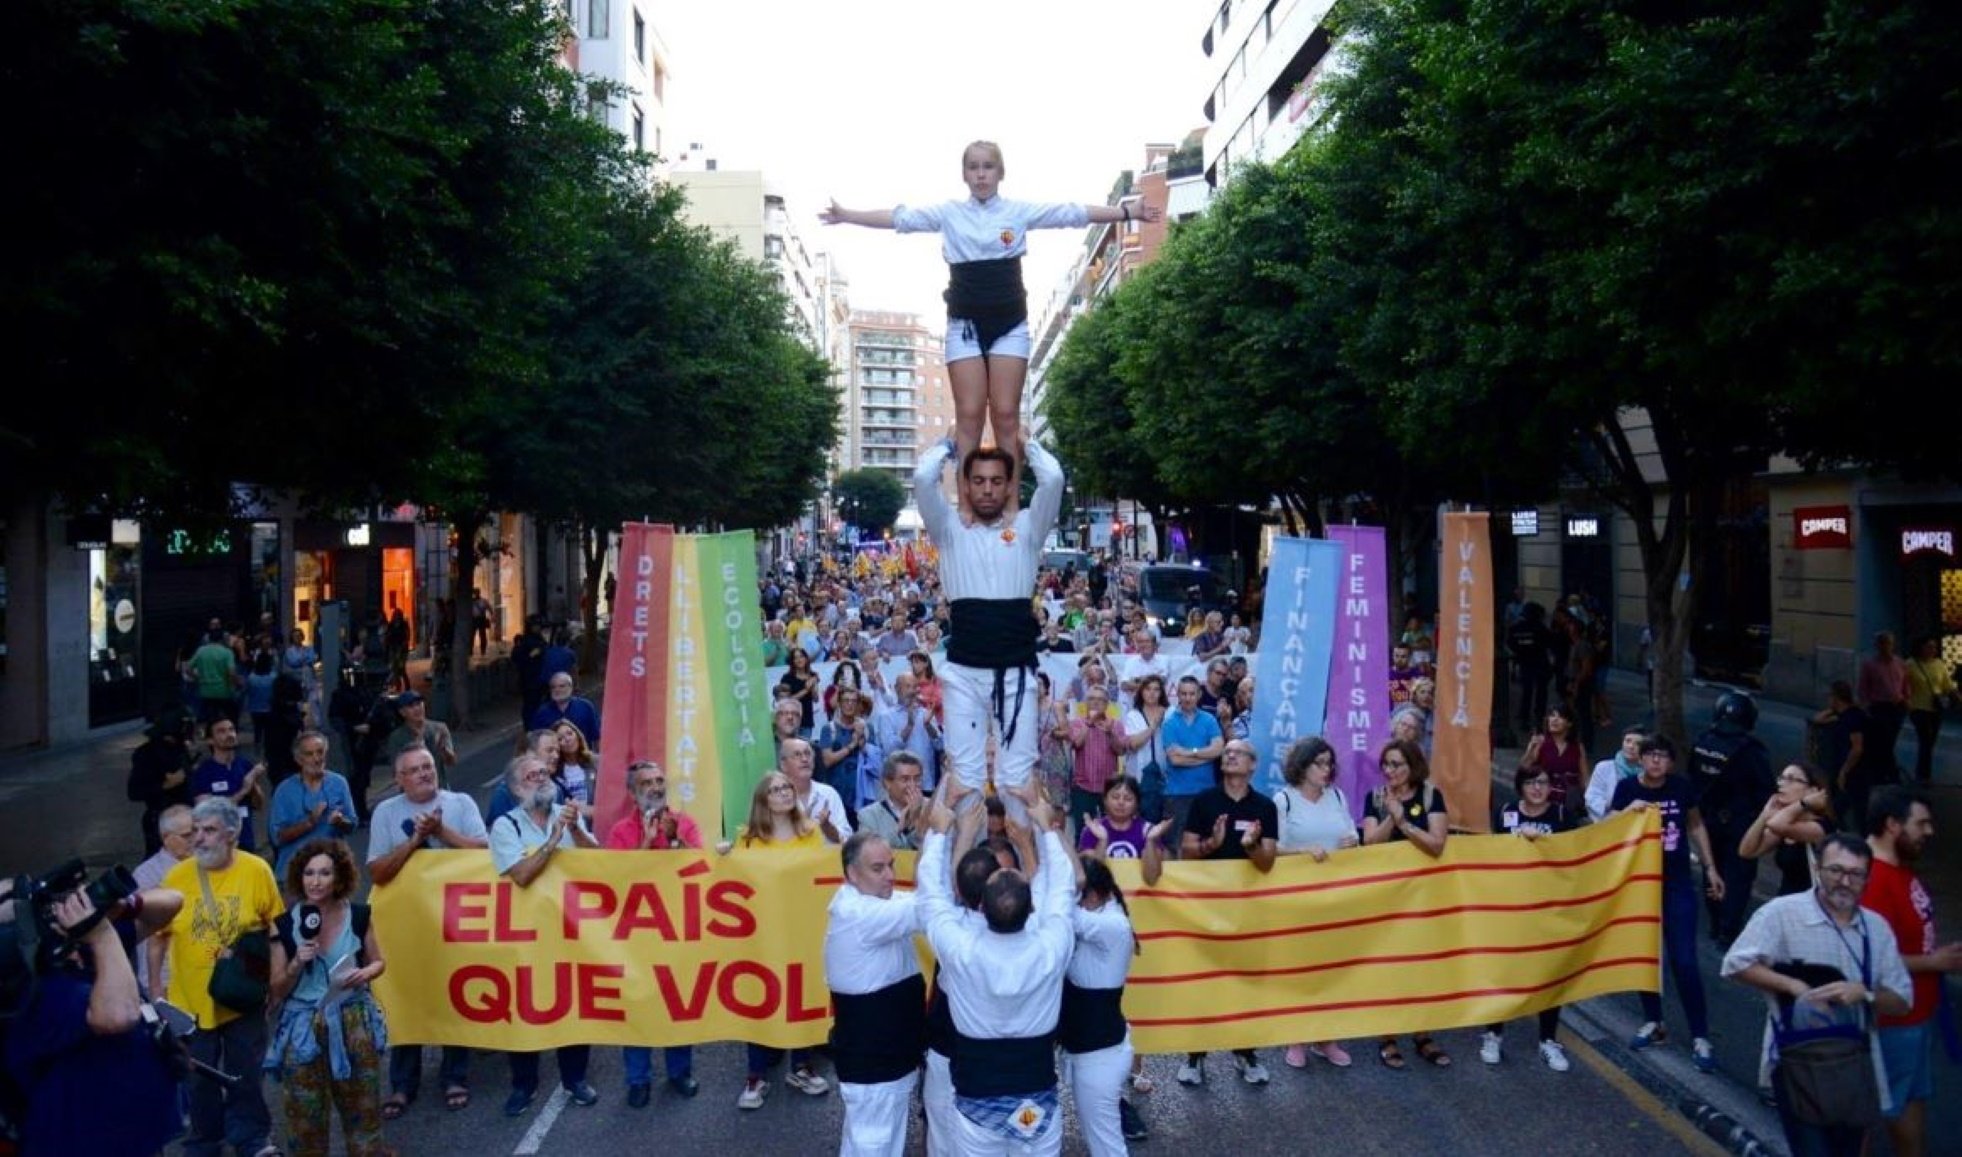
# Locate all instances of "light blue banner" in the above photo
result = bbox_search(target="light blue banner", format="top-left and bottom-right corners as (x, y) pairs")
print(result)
(1248, 537), (1345, 798)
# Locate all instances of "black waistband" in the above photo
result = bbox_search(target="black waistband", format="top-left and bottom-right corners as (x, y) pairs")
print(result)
(949, 1027), (1056, 1098)
(1057, 981), (1127, 1054)
(948, 599), (1037, 669)
(945, 257), (1027, 321)
(927, 970), (955, 1056)
(829, 974), (927, 1085)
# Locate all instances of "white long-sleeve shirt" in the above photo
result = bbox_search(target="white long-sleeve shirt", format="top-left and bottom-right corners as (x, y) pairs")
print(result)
(913, 439), (1064, 602)
(1066, 903), (1135, 990)
(824, 884), (923, 996)
(891, 197), (1090, 265)
(918, 829), (1075, 1039)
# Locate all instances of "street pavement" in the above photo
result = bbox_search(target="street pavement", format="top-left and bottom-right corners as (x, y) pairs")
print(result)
(3, 664), (1959, 1156)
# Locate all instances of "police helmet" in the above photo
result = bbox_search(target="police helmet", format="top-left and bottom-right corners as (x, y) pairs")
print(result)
(1712, 691), (1758, 733)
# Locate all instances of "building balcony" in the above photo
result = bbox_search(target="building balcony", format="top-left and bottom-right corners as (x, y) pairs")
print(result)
(860, 413), (915, 430)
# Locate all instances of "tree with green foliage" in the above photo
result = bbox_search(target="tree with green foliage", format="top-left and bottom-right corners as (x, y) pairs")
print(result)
(831, 469), (907, 539)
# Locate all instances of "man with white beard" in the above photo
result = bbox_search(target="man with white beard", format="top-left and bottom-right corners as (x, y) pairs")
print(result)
(919, 781), (1075, 1156)
(824, 831), (925, 1157)
(491, 754), (601, 1117)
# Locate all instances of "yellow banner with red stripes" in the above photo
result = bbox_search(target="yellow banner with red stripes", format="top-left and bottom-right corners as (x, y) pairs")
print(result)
(373, 812), (1660, 1051)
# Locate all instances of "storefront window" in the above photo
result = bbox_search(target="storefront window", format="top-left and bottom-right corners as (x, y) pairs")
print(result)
(251, 522), (281, 641)
(293, 550), (334, 644)
(382, 546), (416, 648)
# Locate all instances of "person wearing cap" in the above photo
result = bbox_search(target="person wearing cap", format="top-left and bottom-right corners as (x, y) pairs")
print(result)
(381, 690), (459, 786)
(529, 672), (602, 749)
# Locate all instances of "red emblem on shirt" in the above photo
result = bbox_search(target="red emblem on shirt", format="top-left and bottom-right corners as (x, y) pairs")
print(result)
(1001, 529), (1016, 545)
(1000, 228), (1015, 247)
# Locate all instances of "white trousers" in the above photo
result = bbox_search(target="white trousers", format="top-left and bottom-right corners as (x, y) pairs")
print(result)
(924, 1049), (956, 1157)
(941, 659), (1040, 821)
(838, 1071), (917, 1157)
(947, 1104), (1064, 1157)
(1064, 1034), (1134, 1157)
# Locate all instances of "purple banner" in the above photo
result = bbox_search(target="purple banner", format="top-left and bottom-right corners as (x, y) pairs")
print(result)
(1322, 526), (1390, 823)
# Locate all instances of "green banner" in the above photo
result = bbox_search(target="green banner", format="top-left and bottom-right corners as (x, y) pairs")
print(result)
(693, 531), (775, 838)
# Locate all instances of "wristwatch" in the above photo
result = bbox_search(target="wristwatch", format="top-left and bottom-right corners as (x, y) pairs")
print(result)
(1861, 989), (1876, 1005)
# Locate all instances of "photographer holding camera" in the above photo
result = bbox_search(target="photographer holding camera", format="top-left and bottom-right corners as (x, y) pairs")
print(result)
(1, 868), (185, 1155)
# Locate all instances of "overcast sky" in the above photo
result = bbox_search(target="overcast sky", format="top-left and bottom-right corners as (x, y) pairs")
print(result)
(657, 0), (1214, 320)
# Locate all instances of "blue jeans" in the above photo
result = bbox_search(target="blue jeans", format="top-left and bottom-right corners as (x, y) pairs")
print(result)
(1638, 879), (1709, 1038)
(745, 1044), (810, 1079)
(623, 1045), (694, 1086)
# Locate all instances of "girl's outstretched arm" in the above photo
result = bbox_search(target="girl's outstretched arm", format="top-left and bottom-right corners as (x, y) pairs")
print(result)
(820, 200), (894, 229)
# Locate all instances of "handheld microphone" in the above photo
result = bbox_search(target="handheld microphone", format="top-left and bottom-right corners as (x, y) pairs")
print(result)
(295, 903), (322, 943)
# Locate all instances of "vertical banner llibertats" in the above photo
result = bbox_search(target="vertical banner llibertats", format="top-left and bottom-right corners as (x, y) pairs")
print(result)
(1322, 526), (1390, 823)
(665, 537), (723, 844)
(691, 532), (775, 840)
(1434, 512), (1494, 831)
(595, 524), (675, 837)
(1247, 537), (1344, 797)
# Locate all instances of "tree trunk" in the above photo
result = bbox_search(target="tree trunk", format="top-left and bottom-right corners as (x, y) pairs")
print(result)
(579, 525), (607, 675)
(449, 509), (488, 731)
(1589, 413), (1695, 746)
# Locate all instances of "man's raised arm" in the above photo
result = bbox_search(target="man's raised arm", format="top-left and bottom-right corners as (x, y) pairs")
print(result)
(913, 437), (956, 543)
(1023, 439), (1065, 545)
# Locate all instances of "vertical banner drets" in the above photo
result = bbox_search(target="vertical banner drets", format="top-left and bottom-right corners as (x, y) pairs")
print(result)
(1434, 512), (1494, 831)
(596, 524), (675, 838)
(1246, 537), (1345, 797)
(1322, 526), (1390, 822)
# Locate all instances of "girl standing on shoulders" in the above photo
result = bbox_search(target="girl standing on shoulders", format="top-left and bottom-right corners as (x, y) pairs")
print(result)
(822, 141), (1162, 510)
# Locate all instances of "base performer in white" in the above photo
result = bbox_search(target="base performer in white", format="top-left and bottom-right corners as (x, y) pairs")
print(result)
(914, 433), (1064, 825)
(825, 832), (926, 1157)
(1062, 855), (1145, 1155)
(920, 782), (1075, 1156)
(925, 819), (1010, 1156)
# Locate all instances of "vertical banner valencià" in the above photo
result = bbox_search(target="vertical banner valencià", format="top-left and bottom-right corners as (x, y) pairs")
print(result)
(1247, 537), (1345, 797)
(1322, 526), (1390, 823)
(1434, 512), (1494, 831)
(595, 524), (675, 836)
(690, 532), (774, 839)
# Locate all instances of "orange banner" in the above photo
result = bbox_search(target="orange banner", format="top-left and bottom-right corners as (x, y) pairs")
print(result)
(1434, 512), (1493, 830)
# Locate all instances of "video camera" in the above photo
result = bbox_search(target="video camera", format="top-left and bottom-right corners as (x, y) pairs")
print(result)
(0, 860), (140, 1018)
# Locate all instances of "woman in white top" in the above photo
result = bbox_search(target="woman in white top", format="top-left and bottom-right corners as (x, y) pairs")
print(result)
(1120, 674), (1170, 821)
(1270, 736), (1358, 1070)
(822, 141), (1160, 510)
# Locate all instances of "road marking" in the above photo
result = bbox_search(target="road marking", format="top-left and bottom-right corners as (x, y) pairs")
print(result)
(513, 1085), (569, 1155)
(1560, 1027), (1729, 1157)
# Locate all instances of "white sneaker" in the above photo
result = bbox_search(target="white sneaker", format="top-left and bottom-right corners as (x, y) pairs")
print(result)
(1175, 1060), (1204, 1086)
(784, 1066), (830, 1096)
(1539, 1040), (1570, 1072)
(737, 1078), (767, 1110)
(1479, 1031), (1503, 1066)
(1233, 1055), (1270, 1085)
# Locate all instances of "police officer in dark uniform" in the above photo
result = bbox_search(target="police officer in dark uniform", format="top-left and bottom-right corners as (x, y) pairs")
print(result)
(1507, 603), (1555, 734)
(1688, 691), (1773, 946)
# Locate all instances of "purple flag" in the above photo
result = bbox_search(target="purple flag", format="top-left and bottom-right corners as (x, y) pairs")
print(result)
(1322, 526), (1390, 823)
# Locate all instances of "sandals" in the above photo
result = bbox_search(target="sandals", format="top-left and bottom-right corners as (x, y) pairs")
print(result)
(445, 1085), (471, 1111)
(1414, 1036), (1452, 1067)
(1378, 1039), (1407, 1070)
(381, 1094), (409, 1121)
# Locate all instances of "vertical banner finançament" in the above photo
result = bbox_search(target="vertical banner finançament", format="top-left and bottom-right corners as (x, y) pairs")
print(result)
(1247, 537), (1345, 797)
(595, 524), (675, 836)
(1434, 512), (1494, 831)
(1322, 526), (1390, 823)
(692, 531), (775, 840)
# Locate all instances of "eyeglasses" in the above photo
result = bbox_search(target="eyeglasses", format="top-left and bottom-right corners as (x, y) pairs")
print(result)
(766, 784), (796, 795)
(1818, 865), (1869, 882)
(1224, 748), (1256, 760)
(1777, 772), (1810, 786)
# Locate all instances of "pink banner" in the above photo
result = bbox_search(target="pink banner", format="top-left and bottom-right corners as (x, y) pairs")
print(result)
(1322, 526), (1390, 822)
(594, 524), (674, 836)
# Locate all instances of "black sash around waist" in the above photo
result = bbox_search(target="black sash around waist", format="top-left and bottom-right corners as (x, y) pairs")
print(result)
(829, 973), (927, 1085)
(1057, 981), (1127, 1055)
(946, 258), (1028, 352)
(949, 1026), (1057, 1099)
(927, 970), (955, 1057)
(948, 598), (1037, 670)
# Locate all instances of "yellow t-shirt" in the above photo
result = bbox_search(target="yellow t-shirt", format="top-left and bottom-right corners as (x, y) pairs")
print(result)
(738, 825), (824, 850)
(161, 853), (284, 1029)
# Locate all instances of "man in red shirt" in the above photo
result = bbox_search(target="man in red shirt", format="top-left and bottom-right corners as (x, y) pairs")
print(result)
(1862, 787), (1962, 1157)
(603, 760), (704, 1107)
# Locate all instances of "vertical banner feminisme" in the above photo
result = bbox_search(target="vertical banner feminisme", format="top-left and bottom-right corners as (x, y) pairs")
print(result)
(595, 524), (675, 836)
(1434, 512), (1494, 831)
(690, 532), (775, 839)
(1247, 537), (1344, 797)
(1322, 526), (1390, 823)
